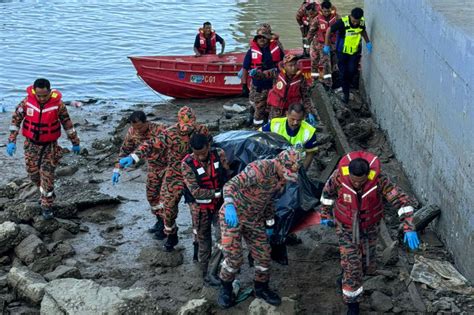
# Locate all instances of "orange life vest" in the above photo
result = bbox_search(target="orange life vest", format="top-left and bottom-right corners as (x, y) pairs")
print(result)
(22, 85), (62, 143)
(183, 149), (226, 212)
(250, 40), (282, 69)
(316, 13), (338, 43)
(267, 70), (304, 109)
(197, 28), (217, 55)
(334, 151), (383, 230)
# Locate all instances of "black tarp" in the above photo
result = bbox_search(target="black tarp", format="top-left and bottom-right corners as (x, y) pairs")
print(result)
(213, 131), (323, 248)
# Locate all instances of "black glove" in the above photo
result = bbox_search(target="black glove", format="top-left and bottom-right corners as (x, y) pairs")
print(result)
(241, 84), (250, 97)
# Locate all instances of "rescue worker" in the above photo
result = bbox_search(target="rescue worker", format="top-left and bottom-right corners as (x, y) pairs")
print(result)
(181, 133), (230, 285)
(5, 78), (81, 220)
(194, 22), (225, 56)
(296, 0), (319, 39)
(256, 23), (283, 50)
(307, 0), (339, 89)
(320, 151), (420, 315)
(241, 29), (284, 127)
(260, 103), (318, 170)
(324, 7), (372, 103)
(119, 106), (209, 252)
(112, 111), (167, 239)
(265, 54), (316, 122)
(218, 149), (302, 308)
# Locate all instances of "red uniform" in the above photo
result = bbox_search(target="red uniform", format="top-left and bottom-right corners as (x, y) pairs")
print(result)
(320, 151), (417, 303)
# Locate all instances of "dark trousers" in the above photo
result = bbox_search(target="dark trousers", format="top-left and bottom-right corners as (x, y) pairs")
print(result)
(338, 53), (360, 95)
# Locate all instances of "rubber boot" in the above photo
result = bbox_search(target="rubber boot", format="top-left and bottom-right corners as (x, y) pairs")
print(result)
(254, 281), (281, 306)
(152, 217), (166, 240)
(148, 216), (163, 233)
(217, 279), (234, 309)
(193, 241), (199, 262)
(163, 229), (179, 252)
(201, 263), (220, 287)
(41, 207), (54, 220)
(343, 91), (350, 104)
(347, 302), (359, 315)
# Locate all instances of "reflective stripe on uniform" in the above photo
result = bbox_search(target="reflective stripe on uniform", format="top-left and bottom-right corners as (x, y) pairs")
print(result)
(40, 187), (54, 197)
(131, 153), (140, 163)
(398, 206), (414, 217)
(195, 199), (212, 204)
(255, 265), (269, 272)
(65, 128), (76, 135)
(342, 286), (363, 298)
(320, 196), (335, 206)
(222, 259), (239, 273)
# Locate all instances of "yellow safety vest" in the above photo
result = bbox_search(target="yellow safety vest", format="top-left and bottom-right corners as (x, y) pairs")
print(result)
(269, 117), (317, 152)
(342, 16), (365, 55)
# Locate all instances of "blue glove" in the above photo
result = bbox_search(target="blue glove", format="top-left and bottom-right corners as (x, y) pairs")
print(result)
(366, 42), (373, 54)
(224, 203), (239, 228)
(306, 113), (318, 127)
(266, 228), (274, 237)
(323, 45), (331, 55)
(112, 172), (120, 185)
(237, 68), (243, 79)
(404, 231), (420, 250)
(6, 143), (16, 156)
(249, 68), (258, 77)
(119, 156), (134, 168)
(320, 219), (335, 227)
(72, 145), (81, 154)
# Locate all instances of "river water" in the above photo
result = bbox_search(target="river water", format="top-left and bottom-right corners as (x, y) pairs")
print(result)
(0, 0), (362, 108)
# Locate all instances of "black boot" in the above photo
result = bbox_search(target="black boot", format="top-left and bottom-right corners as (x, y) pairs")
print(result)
(193, 241), (199, 262)
(41, 207), (54, 220)
(254, 281), (281, 306)
(148, 216), (164, 233)
(217, 280), (234, 309)
(343, 91), (350, 104)
(163, 230), (179, 252)
(347, 302), (359, 315)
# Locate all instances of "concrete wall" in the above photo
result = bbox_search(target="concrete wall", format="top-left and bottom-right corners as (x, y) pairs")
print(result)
(362, 0), (474, 281)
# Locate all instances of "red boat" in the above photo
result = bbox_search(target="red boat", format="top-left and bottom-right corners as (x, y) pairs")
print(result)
(129, 49), (312, 99)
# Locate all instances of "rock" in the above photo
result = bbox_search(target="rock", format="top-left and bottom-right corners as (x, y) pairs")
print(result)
(28, 256), (62, 275)
(370, 291), (393, 312)
(14, 235), (47, 265)
(432, 297), (452, 312)
(54, 218), (80, 234)
(382, 243), (399, 266)
(62, 259), (79, 268)
(93, 245), (116, 255)
(0, 292), (16, 304)
(40, 279), (161, 314)
(0, 275), (7, 288)
(0, 221), (20, 254)
(86, 211), (116, 223)
(138, 248), (184, 267)
(50, 242), (75, 259)
(178, 298), (211, 315)
(18, 224), (41, 238)
(0, 256), (11, 265)
(55, 165), (78, 177)
(248, 297), (297, 315)
(51, 228), (75, 242)
(10, 202), (42, 222)
(6, 305), (40, 315)
(32, 217), (60, 235)
(44, 266), (81, 281)
(7, 266), (47, 304)
(364, 275), (387, 293)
